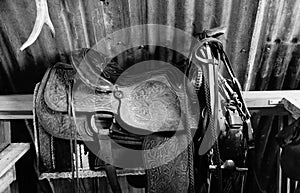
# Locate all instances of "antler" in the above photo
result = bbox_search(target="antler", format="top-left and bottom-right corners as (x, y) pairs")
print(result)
(20, 0), (55, 51)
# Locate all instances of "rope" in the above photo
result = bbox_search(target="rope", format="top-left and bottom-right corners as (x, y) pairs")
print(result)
(71, 84), (80, 193)
(185, 102), (195, 193)
(204, 69), (223, 193)
(68, 84), (77, 193)
(33, 83), (42, 173)
(189, 39), (224, 192)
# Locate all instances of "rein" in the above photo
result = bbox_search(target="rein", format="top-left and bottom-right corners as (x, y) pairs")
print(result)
(187, 36), (223, 193)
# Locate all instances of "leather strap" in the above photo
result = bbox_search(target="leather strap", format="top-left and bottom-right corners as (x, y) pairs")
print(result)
(104, 165), (122, 193)
(188, 39), (223, 192)
(97, 123), (122, 193)
(67, 83), (77, 193)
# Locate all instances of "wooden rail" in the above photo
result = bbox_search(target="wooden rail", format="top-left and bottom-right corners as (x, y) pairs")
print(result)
(242, 90), (300, 119)
(0, 90), (300, 119)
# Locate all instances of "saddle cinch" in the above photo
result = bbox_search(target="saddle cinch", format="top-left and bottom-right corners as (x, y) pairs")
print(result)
(34, 48), (198, 193)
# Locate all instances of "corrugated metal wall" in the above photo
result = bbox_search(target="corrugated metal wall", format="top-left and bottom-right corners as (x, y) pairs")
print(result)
(1, 0), (300, 193)
(245, 0), (300, 91)
(1, 0), (299, 92)
(0, 0), (260, 94)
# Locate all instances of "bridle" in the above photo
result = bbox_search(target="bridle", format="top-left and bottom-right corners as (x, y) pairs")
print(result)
(186, 29), (255, 193)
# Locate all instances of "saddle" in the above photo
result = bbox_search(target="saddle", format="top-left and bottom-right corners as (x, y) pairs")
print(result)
(36, 61), (186, 139)
(34, 47), (198, 193)
(34, 27), (253, 193)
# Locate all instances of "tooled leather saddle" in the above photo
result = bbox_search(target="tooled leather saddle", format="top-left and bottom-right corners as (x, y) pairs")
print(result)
(34, 47), (197, 193)
(34, 28), (254, 193)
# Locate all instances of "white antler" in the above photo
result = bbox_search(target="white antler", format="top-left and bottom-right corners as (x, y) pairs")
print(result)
(20, 0), (55, 51)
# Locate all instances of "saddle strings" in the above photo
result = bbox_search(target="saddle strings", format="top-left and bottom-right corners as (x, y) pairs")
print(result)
(183, 78), (195, 193)
(33, 83), (40, 170)
(67, 84), (75, 191)
(68, 83), (80, 193)
(207, 45), (223, 193)
(71, 87), (80, 193)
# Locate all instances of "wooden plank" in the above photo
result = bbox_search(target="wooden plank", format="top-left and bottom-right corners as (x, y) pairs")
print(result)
(0, 166), (16, 193)
(39, 168), (145, 180)
(0, 143), (30, 178)
(243, 90), (300, 118)
(243, 90), (300, 108)
(0, 91), (298, 112)
(0, 115), (32, 120)
(0, 121), (10, 152)
(0, 91), (300, 119)
(0, 95), (33, 112)
(0, 94), (33, 119)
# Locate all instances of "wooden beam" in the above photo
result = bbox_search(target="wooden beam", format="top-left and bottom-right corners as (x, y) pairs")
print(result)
(0, 95), (33, 112)
(243, 90), (300, 108)
(39, 168), (146, 180)
(0, 94), (33, 119)
(0, 91), (300, 119)
(0, 114), (33, 120)
(243, 90), (300, 118)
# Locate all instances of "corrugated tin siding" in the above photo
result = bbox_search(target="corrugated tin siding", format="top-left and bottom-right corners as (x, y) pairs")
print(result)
(1, 0), (300, 193)
(245, 0), (300, 91)
(0, 0), (259, 94)
(1, 0), (299, 92)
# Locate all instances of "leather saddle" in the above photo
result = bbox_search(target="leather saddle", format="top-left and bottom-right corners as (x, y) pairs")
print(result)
(36, 63), (186, 140)
(36, 50), (195, 142)
(34, 47), (197, 193)
(34, 27), (253, 193)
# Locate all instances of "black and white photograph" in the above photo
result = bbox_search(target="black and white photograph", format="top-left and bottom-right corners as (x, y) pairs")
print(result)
(0, 0), (299, 193)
